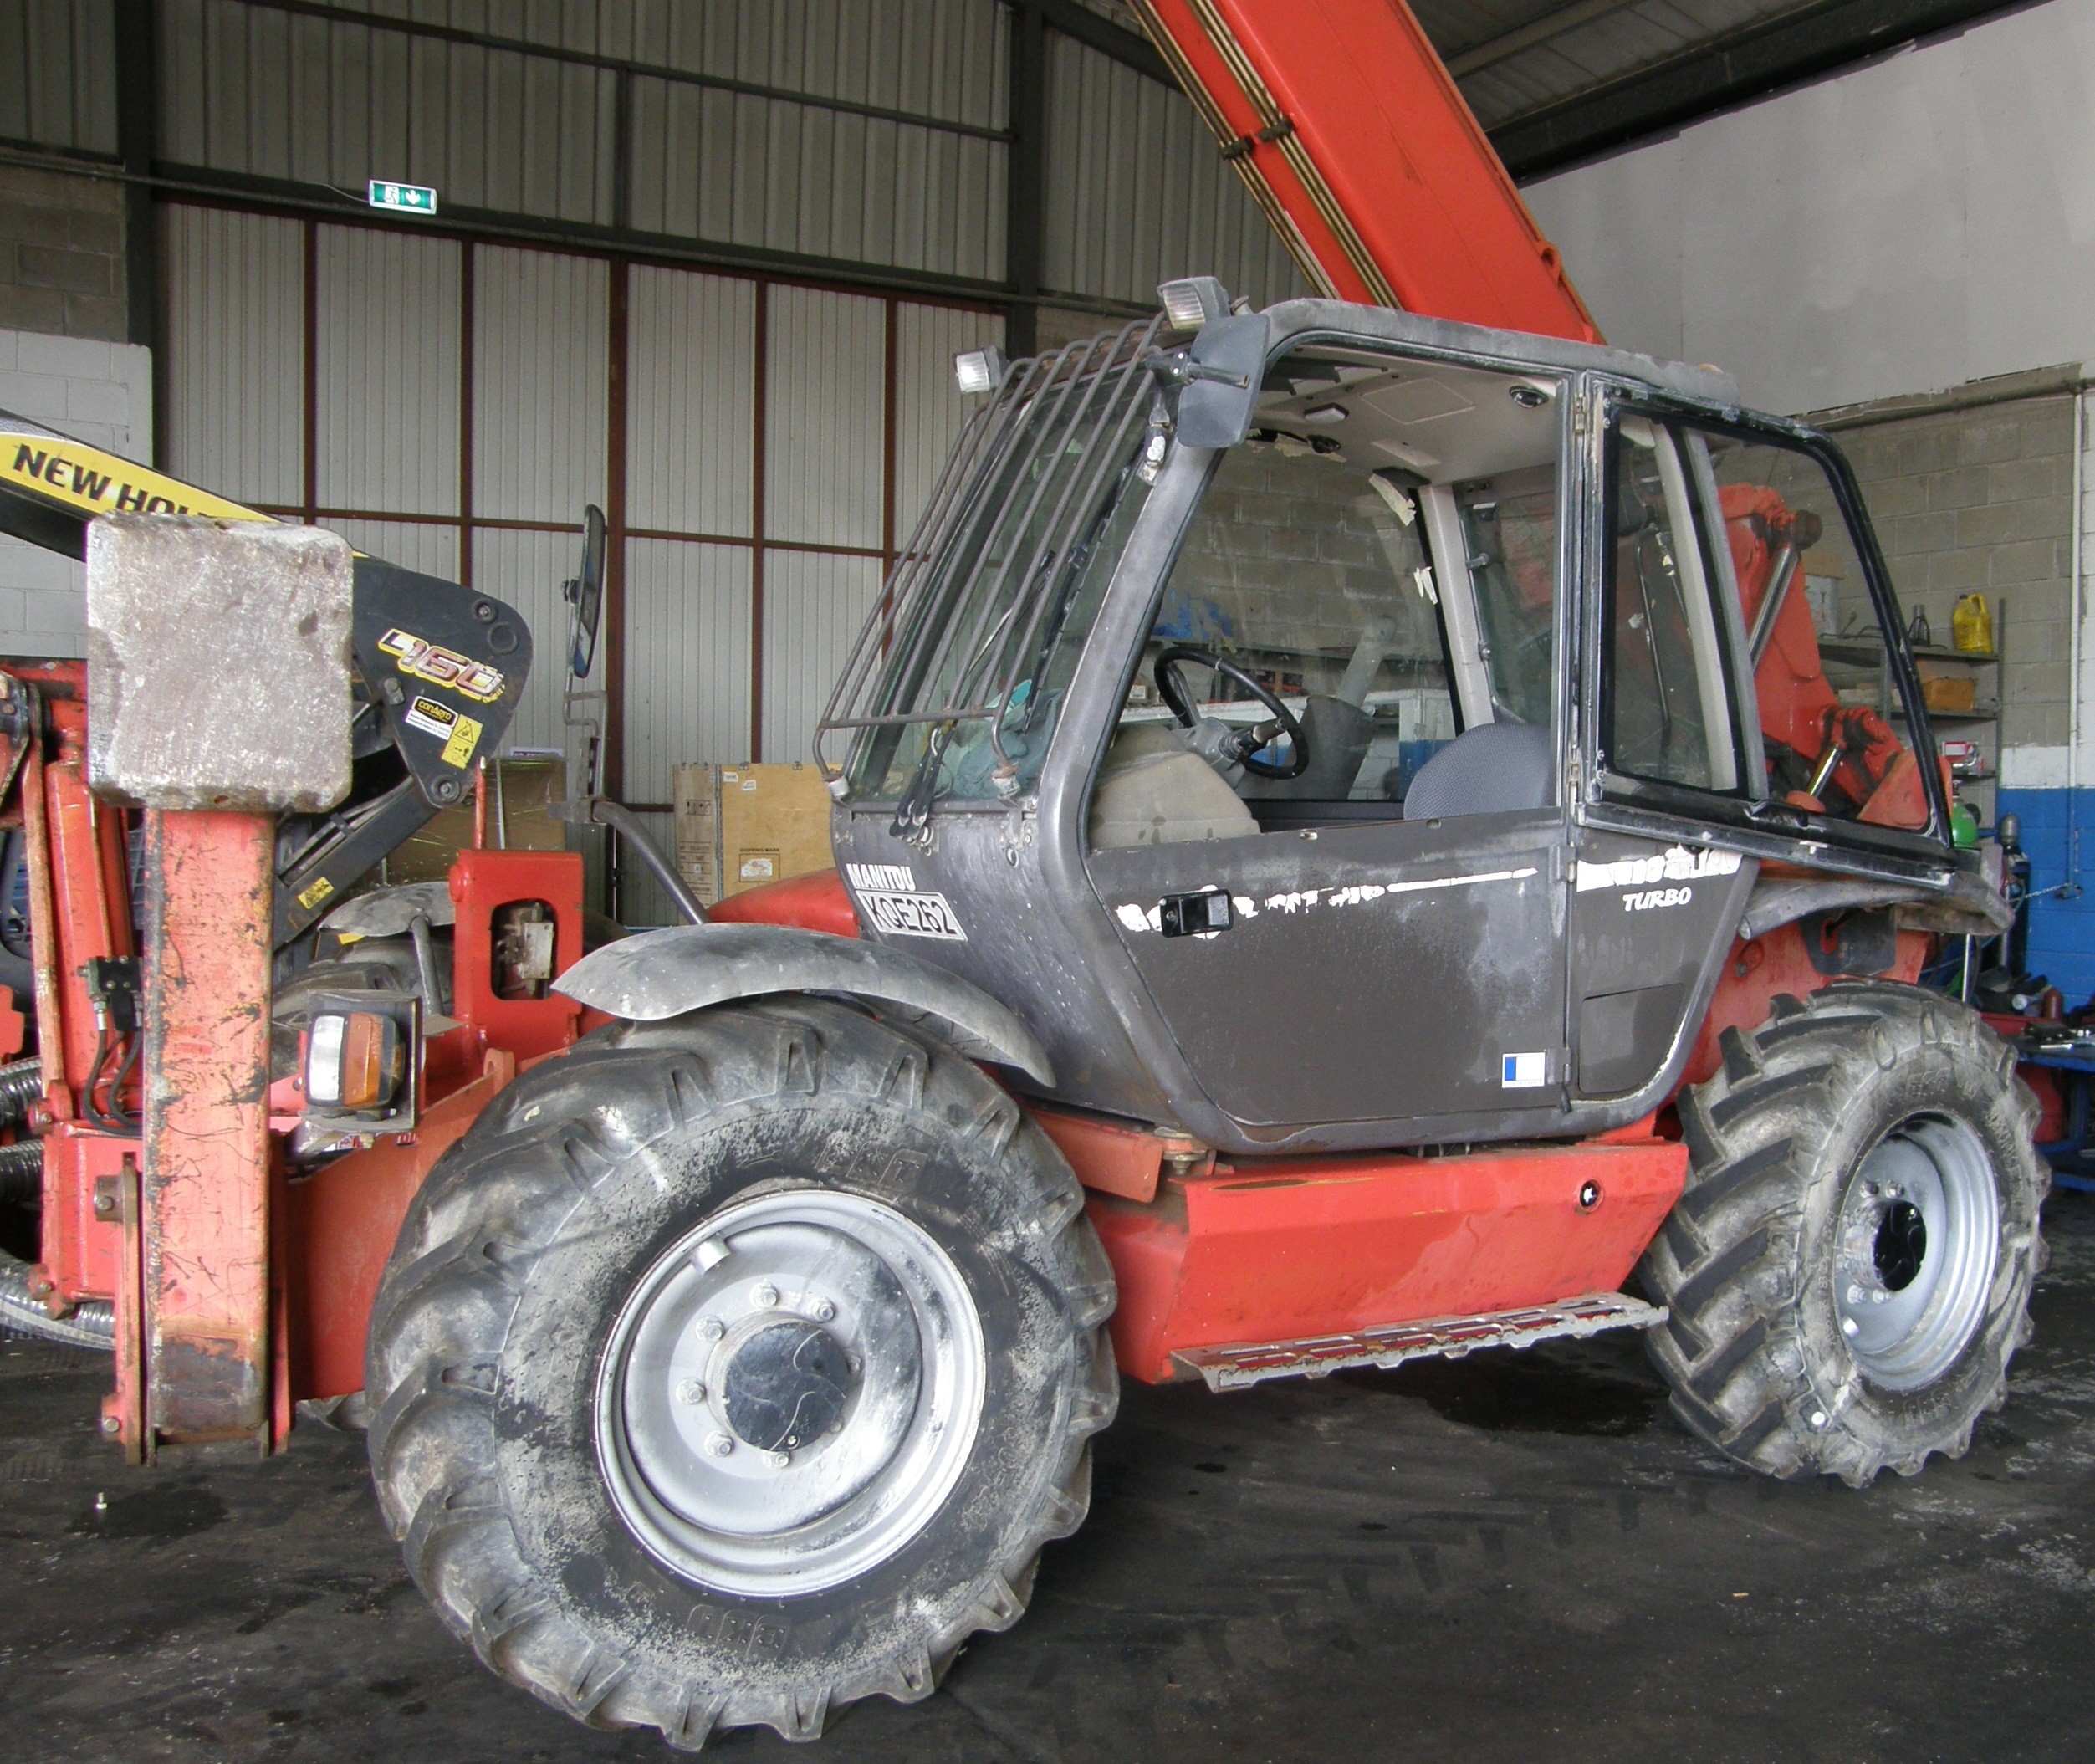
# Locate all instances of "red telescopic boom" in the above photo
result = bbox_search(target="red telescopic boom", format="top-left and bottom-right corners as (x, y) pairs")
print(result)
(1130, 0), (1602, 343)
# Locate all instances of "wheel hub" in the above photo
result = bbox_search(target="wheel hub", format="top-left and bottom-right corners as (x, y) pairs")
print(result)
(595, 1187), (985, 1596)
(722, 1320), (853, 1452)
(1833, 1116), (1999, 1392)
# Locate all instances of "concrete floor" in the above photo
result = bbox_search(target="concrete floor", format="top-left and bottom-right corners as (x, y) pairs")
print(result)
(6, 1194), (2093, 1762)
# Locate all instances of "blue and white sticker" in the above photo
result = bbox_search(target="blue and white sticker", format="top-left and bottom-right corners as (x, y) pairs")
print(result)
(1502, 1051), (1546, 1089)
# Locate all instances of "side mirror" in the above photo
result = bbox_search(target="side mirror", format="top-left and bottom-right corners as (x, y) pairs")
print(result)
(1174, 314), (1270, 450)
(563, 504), (606, 680)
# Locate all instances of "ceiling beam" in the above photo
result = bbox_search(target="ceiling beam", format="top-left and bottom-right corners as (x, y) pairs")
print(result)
(1446, 0), (1645, 79)
(1030, 0), (1173, 84)
(1492, 0), (2037, 181)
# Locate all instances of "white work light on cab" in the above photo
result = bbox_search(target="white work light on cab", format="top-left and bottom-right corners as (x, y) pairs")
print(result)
(952, 347), (1006, 395)
(1157, 276), (1232, 332)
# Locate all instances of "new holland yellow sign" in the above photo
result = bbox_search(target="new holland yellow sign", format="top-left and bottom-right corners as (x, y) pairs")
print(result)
(1, 414), (270, 530)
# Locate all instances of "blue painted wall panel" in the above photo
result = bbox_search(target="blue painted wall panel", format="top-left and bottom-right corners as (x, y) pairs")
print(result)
(1996, 787), (2095, 1003)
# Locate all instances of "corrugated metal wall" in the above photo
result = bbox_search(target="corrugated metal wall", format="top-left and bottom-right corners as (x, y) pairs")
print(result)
(1, 0), (116, 152)
(314, 227), (459, 519)
(159, 202), (1016, 921)
(162, 204), (303, 506)
(156, 0), (1007, 280)
(1043, 32), (1311, 310)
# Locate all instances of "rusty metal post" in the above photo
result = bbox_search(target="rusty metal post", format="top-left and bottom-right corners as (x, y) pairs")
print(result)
(139, 809), (277, 1449)
(85, 514), (355, 1458)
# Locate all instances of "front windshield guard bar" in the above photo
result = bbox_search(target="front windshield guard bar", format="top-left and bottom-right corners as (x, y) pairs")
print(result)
(815, 314), (1170, 795)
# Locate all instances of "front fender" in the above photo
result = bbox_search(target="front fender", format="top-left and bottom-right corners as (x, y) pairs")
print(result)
(554, 923), (1055, 1085)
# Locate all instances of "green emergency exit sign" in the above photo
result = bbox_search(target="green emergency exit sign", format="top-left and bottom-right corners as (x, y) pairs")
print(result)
(368, 180), (438, 217)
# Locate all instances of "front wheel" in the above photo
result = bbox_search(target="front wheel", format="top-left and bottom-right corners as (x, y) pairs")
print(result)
(1643, 981), (2046, 1485)
(364, 999), (1116, 1746)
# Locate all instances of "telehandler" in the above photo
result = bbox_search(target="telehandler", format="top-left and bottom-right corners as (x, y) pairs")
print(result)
(0, 0), (2041, 1749)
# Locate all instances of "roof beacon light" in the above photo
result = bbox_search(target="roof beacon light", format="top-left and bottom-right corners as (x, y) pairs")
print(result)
(1158, 277), (1231, 332)
(953, 347), (1005, 396)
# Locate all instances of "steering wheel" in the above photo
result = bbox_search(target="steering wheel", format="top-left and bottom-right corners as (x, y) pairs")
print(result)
(1153, 645), (1308, 780)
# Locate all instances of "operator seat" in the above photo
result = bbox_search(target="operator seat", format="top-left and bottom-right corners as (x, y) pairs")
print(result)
(1401, 720), (1553, 820)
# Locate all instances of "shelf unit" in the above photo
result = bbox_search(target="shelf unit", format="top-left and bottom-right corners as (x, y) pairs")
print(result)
(1815, 601), (2005, 830)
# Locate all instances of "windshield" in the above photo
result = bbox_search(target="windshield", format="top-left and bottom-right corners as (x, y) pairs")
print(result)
(826, 318), (1166, 804)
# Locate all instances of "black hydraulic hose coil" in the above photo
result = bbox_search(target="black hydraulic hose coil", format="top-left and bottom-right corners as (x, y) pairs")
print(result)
(0, 1057), (41, 1131)
(0, 1137), (39, 1204)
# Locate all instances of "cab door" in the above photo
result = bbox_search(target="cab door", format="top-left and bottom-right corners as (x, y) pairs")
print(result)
(1082, 345), (1579, 1139)
(1569, 396), (1954, 1103)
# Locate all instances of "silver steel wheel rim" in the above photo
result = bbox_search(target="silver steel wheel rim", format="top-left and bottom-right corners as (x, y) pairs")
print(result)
(1833, 1114), (2000, 1392)
(595, 1187), (986, 1596)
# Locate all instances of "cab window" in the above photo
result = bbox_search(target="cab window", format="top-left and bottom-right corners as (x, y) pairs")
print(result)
(1087, 345), (1566, 849)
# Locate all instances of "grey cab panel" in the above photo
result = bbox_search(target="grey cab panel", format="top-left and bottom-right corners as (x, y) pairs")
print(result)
(1568, 830), (1757, 1100)
(1091, 810), (1565, 1127)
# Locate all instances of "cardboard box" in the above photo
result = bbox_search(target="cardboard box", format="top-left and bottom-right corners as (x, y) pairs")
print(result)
(385, 754), (566, 884)
(1917, 662), (1978, 713)
(674, 762), (835, 906)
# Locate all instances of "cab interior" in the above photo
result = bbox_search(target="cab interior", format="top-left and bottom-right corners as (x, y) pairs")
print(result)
(1088, 345), (1566, 850)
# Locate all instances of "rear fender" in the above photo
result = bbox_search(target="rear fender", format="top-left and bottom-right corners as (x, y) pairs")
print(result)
(554, 922), (1054, 1084)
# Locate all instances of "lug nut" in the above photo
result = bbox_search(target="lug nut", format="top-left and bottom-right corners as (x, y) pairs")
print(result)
(707, 1432), (734, 1458)
(677, 1379), (706, 1405)
(767, 1450), (790, 1469)
(751, 1283), (779, 1309)
(811, 1298), (836, 1323)
(697, 1315), (725, 1342)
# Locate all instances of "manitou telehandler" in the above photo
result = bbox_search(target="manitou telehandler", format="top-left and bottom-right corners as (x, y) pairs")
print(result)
(0, 0), (2045, 1751)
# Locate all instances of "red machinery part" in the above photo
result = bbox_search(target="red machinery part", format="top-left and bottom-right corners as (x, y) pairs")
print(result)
(1087, 1133), (1684, 1383)
(1131, 0), (1600, 341)
(709, 867), (861, 938)
(284, 846), (586, 1403)
(1684, 916), (1930, 1090)
(286, 1048), (517, 1401)
(447, 846), (584, 1060)
(137, 809), (277, 1453)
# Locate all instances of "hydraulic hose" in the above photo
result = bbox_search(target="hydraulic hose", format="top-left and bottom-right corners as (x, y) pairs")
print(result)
(0, 1247), (113, 1350)
(585, 800), (709, 927)
(0, 1137), (40, 1204)
(0, 1056), (43, 1131)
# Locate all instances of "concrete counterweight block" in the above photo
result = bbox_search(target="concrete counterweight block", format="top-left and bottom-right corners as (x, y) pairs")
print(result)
(84, 514), (355, 813)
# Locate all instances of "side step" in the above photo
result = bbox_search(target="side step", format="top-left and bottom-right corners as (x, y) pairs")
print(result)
(1170, 1291), (1668, 1393)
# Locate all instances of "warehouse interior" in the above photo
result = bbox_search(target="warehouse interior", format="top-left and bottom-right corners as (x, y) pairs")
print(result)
(3, 1), (2093, 1758)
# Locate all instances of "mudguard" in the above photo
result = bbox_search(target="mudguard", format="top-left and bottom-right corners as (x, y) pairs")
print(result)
(554, 922), (1055, 1085)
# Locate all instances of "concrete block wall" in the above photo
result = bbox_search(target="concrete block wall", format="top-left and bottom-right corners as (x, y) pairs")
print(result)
(0, 324), (153, 658)
(0, 163), (129, 343)
(1824, 376), (2095, 995)
(1831, 384), (2076, 756)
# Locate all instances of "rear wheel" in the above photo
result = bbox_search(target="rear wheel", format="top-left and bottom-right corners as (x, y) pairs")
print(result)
(364, 998), (1115, 1746)
(1643, 982), (2046, 1485)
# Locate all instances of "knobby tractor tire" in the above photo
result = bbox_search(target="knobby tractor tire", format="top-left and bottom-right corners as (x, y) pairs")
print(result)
(363, 998), (1116, 1748)
(1643, 981), (2047, 1486)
